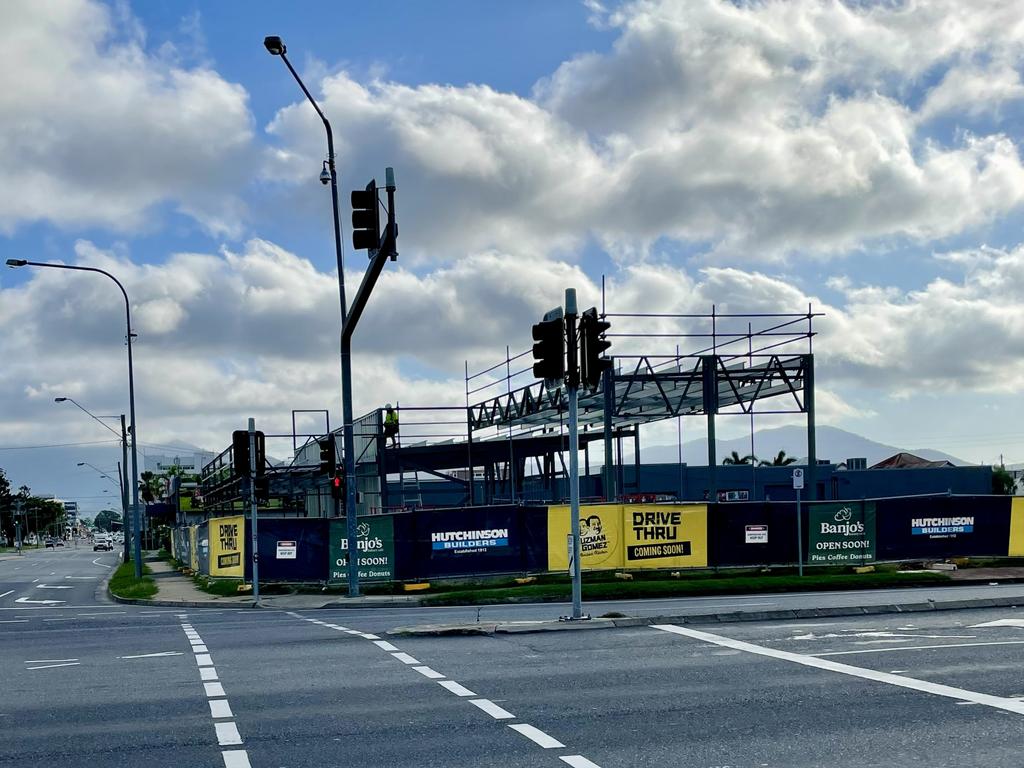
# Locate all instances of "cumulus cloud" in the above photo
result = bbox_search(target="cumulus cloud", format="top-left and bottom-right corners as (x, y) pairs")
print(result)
(0, 0), (255, 236)
(263, 0), (1024, 262)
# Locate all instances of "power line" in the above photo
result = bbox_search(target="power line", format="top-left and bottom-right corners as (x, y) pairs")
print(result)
(0, 439), (120, 451)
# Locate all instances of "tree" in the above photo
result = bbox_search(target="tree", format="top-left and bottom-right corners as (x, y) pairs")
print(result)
(760, 450), (798, 467)
(94, 509), (123, 532)
(722, 451), (755, 465)
(992, 465), (1016, 495)
(139, 471), (164, 504)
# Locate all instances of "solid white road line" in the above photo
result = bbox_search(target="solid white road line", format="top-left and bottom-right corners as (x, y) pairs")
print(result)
(560, 756), (603, 768)
(373, 640), (399, 652)
(468, 698), (515, 720)
(27, 662), (80, 670)
(64, 576), (99, 580)
(0, 619), (29, 623)
(195, 654), (214, 666)
(652, 624), (1024, 716)
(813, 640), (1024, 656)
(391, 652), (420, 665)
(413, 666), (445, 680)
(209, 699), (234, 719)
(35, 584), (73, 589)
(437, 680), (476, 697)
(0, 590), (13, 599)
(204, 682), (226, 697)
(221, 749), (252, 768)
(508, 723), (564, 749)
(25, 658), (77, 663)
(215, 722), (243, 746)
(119, 651), (183, 659)
(91, 558), (113, 568)
(200, 667), (219, 681)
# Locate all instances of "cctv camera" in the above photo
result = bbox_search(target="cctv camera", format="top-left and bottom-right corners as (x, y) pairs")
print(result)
(320, 167), (331, 185)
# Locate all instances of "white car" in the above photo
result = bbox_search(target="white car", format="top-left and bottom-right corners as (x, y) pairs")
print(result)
(93, 536), (113, 552)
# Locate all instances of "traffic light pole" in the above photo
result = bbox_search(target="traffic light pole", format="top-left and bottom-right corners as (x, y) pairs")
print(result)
(248, 418), (261, 606)
(564, 289), (585, 621)
(340, 170), (398, 598)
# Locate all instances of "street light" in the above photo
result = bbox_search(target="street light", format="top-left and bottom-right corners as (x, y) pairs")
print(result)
(264, 34), (359, 596)
(59, 398), (131, 562)
(7, 258), (143, 578)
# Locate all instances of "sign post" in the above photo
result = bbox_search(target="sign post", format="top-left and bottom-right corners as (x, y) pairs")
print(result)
(793, 468), (804, 576)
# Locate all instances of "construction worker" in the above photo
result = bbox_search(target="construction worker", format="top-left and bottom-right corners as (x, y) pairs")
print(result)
(383, 403), (399, 447)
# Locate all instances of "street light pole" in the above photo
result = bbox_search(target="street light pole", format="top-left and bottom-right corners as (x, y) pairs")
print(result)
(7, 259), (143, 579)
(264, 35), (359, 596)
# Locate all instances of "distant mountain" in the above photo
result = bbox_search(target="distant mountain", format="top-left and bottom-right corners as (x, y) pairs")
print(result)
(640, 425), (970, 467)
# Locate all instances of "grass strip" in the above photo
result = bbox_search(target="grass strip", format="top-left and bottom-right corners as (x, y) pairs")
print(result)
(419, 570), (951, 606)
(109, 562), (157, 600)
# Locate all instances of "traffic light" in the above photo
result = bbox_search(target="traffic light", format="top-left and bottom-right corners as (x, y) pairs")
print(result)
(351, 180), (380, 251)
(531, 313), (565, 381)
(330, 474), (344, 501)
(318, 435), (336, 475)
(232, 430), (266, 477)
(580, 307), (612, 390)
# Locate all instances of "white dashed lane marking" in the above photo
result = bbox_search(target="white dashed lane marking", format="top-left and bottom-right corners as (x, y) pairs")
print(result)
(413, 665), (445, 679)
(437, 680), (476, 697)
(508, 723), (565, 749)
(468, 699), (516, 720)
(294, 613), (603, 767)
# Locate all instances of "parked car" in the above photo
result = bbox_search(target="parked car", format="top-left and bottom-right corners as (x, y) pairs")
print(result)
(44, 537), (55, 548)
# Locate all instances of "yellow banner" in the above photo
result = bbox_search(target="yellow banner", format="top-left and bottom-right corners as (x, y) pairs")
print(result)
(209, 515), (245, 577)
(1010, 498), (1024, 557)
(548, 504), (623, 571)
(623, 504), (708, 569)
(188, 526), (198, 572)
(547, 504), (708, 571)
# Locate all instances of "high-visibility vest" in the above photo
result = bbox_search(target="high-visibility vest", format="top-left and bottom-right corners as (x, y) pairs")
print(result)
(385, 411), (398, 426)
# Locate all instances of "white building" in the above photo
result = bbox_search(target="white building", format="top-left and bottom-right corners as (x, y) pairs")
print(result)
(144, 451), (215, 476)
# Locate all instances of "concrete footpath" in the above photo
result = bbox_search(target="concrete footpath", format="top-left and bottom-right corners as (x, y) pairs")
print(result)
(108, 558), (423, 609)
(106, 561), (1024, 634)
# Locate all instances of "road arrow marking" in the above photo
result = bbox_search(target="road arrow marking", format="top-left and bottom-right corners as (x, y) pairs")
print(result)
(970, 619), (1024, 628)
(15, 597), (64, 605)
(118, 651), (184, 659)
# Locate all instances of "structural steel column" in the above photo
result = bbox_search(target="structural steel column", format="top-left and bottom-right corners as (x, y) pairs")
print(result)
(602, 367), (615, 501)
(702, 356), (719, 501)
(804, 354), (817, 501)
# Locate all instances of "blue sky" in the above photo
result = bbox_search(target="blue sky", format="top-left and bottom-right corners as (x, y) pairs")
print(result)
(3, 0), (1024, 509)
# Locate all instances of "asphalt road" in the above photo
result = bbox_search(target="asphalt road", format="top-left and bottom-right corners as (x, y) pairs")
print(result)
(4, 547), (1024, 767)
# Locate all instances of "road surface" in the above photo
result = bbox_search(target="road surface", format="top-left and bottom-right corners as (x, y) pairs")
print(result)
(3, 547), (1024, 767)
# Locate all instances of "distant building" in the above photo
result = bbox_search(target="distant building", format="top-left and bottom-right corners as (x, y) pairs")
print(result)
(145, 452), (215, 476)
(869, 452), (955, 470)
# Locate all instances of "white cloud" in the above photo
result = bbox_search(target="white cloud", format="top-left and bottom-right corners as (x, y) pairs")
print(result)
(0, 0), (255, 236)
(262, 0), (1024, 263)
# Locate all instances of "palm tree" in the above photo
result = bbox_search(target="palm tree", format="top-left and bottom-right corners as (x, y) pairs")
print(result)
(760, 450), (797, 467)
(139, 471), (164, 504)
(722, 451), (755, 465)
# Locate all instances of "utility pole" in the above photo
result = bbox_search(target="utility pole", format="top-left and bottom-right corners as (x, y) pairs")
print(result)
(248, 418), (261, 607)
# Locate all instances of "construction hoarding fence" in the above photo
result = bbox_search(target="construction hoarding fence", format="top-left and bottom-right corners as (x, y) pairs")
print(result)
(175, 494), (1024, 584)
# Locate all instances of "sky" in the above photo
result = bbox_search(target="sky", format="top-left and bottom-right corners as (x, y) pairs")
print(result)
(2, 0), (1024, 512)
